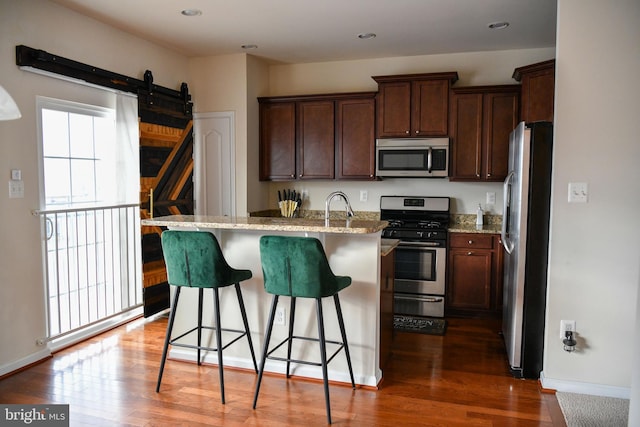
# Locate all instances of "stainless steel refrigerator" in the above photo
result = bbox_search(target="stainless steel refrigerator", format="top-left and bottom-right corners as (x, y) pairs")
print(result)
(501, 121), (553, 379)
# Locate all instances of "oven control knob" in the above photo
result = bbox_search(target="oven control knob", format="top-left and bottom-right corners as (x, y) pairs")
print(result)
(418, 231), (424, 238)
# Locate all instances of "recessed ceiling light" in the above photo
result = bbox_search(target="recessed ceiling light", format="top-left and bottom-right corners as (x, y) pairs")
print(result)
(488, 21), (509, 30)
(357, 33), (377, 40)
(241, 44), (258, 50)
(181, 9), (202, 17)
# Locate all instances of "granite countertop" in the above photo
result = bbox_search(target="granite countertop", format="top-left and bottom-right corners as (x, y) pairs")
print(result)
(247, 210), (503, 235)
(448, 214), (502, 234)
(142, 215), (388, 234)
(380, 238), (400, 257)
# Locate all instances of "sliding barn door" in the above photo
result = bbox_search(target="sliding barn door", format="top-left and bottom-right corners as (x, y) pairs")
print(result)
(140, 116), (194, 317)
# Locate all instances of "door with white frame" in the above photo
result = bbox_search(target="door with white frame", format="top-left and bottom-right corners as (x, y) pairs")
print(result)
(36, 95), (142, 347)
(193, 112), (236, 216)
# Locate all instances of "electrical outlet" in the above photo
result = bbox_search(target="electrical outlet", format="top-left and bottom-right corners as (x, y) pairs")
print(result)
(486, 192), (496, 205)
(275, 306), (286, 326)
(360, 190), (368, 202)
(560, 320), (576, 339)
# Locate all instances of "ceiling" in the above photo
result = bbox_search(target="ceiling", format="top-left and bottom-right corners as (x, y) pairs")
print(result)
(51, 0), (557, 64)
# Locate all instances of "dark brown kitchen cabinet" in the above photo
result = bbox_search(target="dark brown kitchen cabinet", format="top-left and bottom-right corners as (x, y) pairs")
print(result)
(449, 85), (519, 182)
(513, 59), (555, 123)
(372, 72), (459, 138)
(336, 97), (376, 179)
(447, 233), (504, 317)
(380, 248), (395, 370)
(259, 101), (296, 180)
(297, 100), (335, 179)
(259, 92), (376, 181)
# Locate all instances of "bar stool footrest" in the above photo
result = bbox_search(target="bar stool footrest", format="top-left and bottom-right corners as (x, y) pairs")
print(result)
(169, 326), (249, 353)
(266, 335), (346, 367)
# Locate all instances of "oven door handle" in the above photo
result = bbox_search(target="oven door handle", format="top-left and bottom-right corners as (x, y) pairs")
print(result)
(397, 241), (442, 248)
(427, 146), (433, 173)
(394, 295), (444, 303)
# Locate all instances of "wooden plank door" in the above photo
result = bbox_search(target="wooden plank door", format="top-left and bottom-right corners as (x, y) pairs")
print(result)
(140, 120), (194, 317)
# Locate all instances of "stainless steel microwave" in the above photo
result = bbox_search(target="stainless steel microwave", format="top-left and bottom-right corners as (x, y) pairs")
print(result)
(375, 138), (449, 178)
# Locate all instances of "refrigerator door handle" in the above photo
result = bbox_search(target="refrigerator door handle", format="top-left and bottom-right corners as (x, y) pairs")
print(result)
(502, 171), (515, 254)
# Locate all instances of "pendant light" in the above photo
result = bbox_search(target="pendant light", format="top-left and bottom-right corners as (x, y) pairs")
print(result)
(0, 85), (21, 120)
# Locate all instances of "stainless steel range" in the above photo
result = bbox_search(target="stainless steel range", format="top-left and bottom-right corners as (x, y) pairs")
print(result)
(380, 196), (450, 318)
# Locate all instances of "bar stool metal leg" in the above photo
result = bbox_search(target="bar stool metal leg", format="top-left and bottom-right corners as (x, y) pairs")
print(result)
(286, 297), (296, 378)
(156, 287), (181, 392)
(197, 288), (203, 365)
(212, 287), (225, 404)
(334, 294), (355, 388)
(315, 298), (332, 424)
(234, 283), (258, 372)
(253, 295), (279, 409)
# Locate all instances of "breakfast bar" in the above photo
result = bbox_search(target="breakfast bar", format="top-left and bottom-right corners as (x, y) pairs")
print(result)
(141, 215), (389, 387)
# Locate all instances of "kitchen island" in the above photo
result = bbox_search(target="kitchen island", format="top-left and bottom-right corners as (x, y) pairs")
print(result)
(141, 215), (388, 387)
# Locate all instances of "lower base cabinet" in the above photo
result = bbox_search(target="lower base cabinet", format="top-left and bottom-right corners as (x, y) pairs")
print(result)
(447, 233), (503, 317)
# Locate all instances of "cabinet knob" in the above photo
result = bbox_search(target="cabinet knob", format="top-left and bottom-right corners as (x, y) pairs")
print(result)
(468, 240), (473, 245)
(415, 130), (420, 134)
(405, 130), (410, 134)
(467, 251), (473, 256)
(291, 174), (295, 178)
(487, 173), (492, 177)
(476, 174), (481, 178)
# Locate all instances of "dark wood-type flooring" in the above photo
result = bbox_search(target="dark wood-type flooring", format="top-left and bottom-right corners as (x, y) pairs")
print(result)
(0, 316), (565, 426)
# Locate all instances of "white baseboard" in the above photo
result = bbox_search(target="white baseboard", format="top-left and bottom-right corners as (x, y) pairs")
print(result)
(540, 371), (631, 399)
(0, 348), (52, 377)
(168, 348), (381, 387)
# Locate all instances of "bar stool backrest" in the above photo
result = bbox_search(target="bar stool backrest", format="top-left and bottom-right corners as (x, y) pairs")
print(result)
(259, 235), (351, 298)
(161, 230), (234, 288)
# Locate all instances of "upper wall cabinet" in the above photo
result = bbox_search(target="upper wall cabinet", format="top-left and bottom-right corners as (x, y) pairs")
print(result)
(449, 85), (520, 182)
(259, 92), (377, 181)
(513, 59), (556, 123)
(372, 72), (459, 138)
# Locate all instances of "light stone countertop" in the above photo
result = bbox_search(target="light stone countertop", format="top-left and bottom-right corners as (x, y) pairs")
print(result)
(380, 238), (400, 257)
(141, 214), (388, 234)
(449, 214), (502, 234)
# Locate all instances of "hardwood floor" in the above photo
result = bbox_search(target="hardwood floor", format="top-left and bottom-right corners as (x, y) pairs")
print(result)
(0, 316), (566, 426)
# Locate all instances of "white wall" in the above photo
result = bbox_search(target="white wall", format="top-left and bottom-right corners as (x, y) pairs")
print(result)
(541, 0), (640, 398)
(0, 0), (189, 372)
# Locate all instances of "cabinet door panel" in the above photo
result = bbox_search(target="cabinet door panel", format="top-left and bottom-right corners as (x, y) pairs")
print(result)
(450, 93), (483, 180)
(483, 92), (519, 181)
(297, 101), (334, 179)
(260, 102), (296, 180)
(412, 79), (449, 136)
(521, 67), (555, 123)
(376, 82), (411, 137)
(336, 98), (375, 179)
(448, 248), (492, 310)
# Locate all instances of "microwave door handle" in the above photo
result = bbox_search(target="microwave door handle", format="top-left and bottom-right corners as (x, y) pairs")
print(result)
(502, 171), (514, 254)
(427, 147), (432, 173)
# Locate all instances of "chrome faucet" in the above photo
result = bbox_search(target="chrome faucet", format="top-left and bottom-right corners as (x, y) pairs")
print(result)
(325, 191), (355, 226)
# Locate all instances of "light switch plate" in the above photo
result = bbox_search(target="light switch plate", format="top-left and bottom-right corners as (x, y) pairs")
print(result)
(568, 182), (588, 203)
(11, 169), (22, 181)
(9, 180), (24, 198)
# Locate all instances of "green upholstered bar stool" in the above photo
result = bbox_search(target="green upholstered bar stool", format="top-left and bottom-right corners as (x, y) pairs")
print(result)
(253, 235), (355, 424)
(156, 230), (258, 404)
